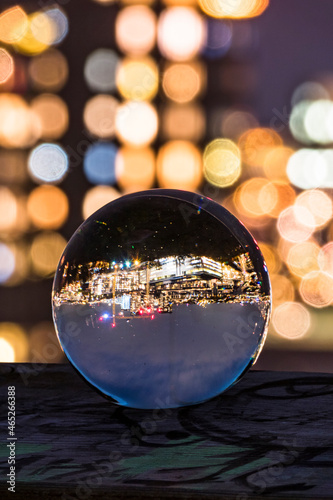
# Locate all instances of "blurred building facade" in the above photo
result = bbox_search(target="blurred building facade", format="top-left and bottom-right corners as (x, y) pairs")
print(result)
(0, 0), (333, 370)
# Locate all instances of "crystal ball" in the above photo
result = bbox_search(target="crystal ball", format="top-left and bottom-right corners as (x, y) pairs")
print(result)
(52, 189), (271, 409)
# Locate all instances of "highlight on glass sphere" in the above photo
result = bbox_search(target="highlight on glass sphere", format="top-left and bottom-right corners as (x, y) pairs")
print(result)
(52, 190), (271, 409)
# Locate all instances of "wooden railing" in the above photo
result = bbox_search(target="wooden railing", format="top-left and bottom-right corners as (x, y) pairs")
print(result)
(1, 363), (332, 499)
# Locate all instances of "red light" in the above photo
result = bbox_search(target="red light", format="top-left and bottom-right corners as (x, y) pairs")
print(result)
(139, 309), (143, 315)
(151, 315), (155, 320)
(112, 323), (116, 328)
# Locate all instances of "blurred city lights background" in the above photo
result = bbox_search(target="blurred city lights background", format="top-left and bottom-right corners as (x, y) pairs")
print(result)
(1, 0), (333, 372)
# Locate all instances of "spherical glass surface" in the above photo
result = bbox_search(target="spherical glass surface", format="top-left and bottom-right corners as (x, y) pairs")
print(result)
(52, 190), (271, 409)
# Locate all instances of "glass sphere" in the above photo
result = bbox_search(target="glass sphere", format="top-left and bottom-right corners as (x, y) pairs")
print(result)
(52, 189), (271, 409)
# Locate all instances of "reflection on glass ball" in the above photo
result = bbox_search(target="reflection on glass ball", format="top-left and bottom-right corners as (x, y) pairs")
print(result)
(52, 189), (271, 409)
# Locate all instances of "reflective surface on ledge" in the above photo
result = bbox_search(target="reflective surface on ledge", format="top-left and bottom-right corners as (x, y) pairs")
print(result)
(52, 189), (271, 409)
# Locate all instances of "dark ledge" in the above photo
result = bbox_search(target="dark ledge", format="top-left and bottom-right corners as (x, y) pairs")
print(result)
(1, 363), (333, 500)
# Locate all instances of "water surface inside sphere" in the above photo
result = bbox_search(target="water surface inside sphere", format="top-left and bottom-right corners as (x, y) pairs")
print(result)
(52, 190), (271, 409)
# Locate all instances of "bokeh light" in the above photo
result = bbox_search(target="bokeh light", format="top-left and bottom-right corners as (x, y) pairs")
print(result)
(226, 202), (270, 229)
(161, 104), (206, 141)
(0, 6), (28, 44)
(0, 323), (29, 361)
(116, 56), (158, 101)
(36, 7), (69, 45)
(120, 0), (154, 4)
(0, 49), (14, 84)
(162, 61), (205, 103)
(270, 273), (295, 307)
(287, 149), (328, 189)
(320, 149), (333, 188)
(199, 0), (269, 19)
(286, 241), (320, 278)
(263, 146), (294, 182)
(115, 101), (158, 146)
(28, 49), (68, 92)
(203, 18), (232, 59)
(163, 0), (197, 4)
(277, 237), (295, 263)
(156, 140), (202, 190)
(15, 12), (55, 55)
(92, 0), (115, 4)
(83, 95), (118, 139)
(30, 231), (67, 277)
(84, 48), (119, 93)
(31, 94), (69, 139)
(157, 7), (205, 61)
(295, 190), (332, 229)
(277, 205), (314, 243)
(83, 186), (120, 219)
(203, 138), (241, 187)
(0, 187), (17, 233)
(289, 100), (312, 144)
(235, 177), (277, 217)
(272, 302), (310, 339)
(238, 127), (283, 169)
(0, 338), (15, 362)
(258, 242), (282, 274)
(318, 242), (333, 277)
(84, 142), (118, 185)
(259, 181), (279, 217)
(300, 270), (333, 308)
(27, 185), (69, 229)
(29, 9), (67, 46)
(291, 81), (329, 107)
(0, 93), (41, 148)
(0, 243), (15, 284)
(264, 181), (296, 218)
(7, 196), (29, 236)
(4, 242), (30, 287)
(28, 143), (68, 184)
(116, 147), (155, 192)
(304, 99), (333, 144)
(116, 5), (156, 56)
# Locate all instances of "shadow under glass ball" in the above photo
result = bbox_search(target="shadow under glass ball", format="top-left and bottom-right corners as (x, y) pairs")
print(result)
(52, 189), (271, 409)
